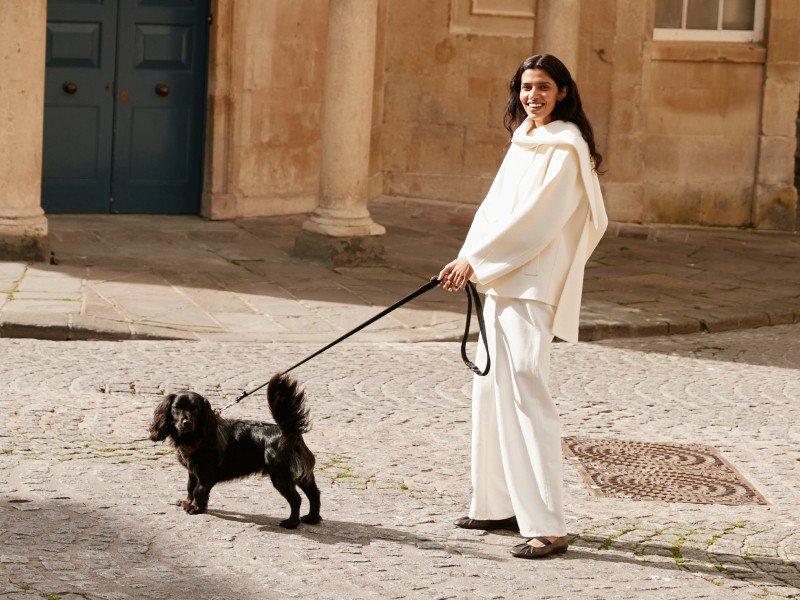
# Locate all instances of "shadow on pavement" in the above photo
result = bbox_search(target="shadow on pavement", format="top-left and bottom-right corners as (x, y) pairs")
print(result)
(590, 322), (800, 370)
(208, 508), (503, 563)
(570, 533), (800, 592)
(0, 499), (277, 600)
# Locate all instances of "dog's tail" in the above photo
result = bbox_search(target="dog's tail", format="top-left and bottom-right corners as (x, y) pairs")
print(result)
(266, 373), (311, 441)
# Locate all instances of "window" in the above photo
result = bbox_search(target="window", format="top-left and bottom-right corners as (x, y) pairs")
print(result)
(449, 0), (536, 37)
(653, 0), (765, 42)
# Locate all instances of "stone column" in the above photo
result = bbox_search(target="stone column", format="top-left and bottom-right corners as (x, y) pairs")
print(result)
(0, 0), (49, 261)
(294, 0), (385, 266)
(753, 0), (800, 231)
(533, 0), (581, 76)
(601, 0), (649, 223)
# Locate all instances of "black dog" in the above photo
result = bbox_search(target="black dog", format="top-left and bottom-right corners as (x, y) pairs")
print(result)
(148, 374), (321, 528)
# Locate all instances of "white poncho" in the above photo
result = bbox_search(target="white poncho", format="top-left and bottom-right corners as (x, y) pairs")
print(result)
(458, 117), (608, 343)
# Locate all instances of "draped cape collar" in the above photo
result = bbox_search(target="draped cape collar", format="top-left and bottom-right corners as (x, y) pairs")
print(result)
(510, 117), (607, 232)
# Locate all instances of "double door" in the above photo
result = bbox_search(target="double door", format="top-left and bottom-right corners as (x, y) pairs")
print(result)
(43, 0), (209, 213)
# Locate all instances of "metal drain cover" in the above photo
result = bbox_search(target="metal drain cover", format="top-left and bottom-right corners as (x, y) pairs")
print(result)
(562, 436), (768, 505)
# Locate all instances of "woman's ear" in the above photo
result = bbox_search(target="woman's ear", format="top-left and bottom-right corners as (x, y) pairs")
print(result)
(558, 86), (568, 102)
(149, 394), (176, 441)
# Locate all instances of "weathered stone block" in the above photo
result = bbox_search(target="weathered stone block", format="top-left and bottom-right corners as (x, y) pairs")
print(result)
(407, 123), (465, 173)
(645, 87), (727, 136)
(767, 18), (800, 62)
(292, 230), (386, 267)
(601, 182), (645, 222)
(643, 182), (702, 224)
(380, 126), (413, 172)
(765, 61), (800, 82)
(642, 135), (681, 179)
(753, 183), (797, 230)
(641, 181), (749, 227)
(649, 41), (767, 63)
(0, 234), (49, 262)
(677, 135), (758, 182)
(698, 182), (753, 226)
(723, 82), (765, 136)
(608, 99), (643, 135)
(384, 171), (488, 204)
(756, 135), (796, 184)
(760, 78), (800, 137)
(463, 127), (506, 176)
(615, 0), (648, 31)
(605, 133), (644, 182)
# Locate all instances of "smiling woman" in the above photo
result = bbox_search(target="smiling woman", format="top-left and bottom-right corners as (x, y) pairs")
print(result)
(519, 70), (564, 125)
(502, 54), (604, 174)
(438, 53), (608, 560)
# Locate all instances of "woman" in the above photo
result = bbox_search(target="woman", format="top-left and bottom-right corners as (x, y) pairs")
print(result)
(438, 54), (608, 559)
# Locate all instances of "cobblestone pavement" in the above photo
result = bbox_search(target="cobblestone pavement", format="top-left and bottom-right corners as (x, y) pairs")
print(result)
(1, 199), (799, 343)
(1, 325), (798, 599)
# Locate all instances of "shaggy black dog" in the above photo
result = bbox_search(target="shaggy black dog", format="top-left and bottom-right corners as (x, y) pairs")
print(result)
(148, 374), (321, 529)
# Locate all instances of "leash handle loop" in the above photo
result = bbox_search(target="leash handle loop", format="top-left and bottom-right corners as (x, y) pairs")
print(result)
(461, 281), (490, 376)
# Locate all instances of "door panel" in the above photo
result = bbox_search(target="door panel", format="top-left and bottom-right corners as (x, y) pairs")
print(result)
(129, 107), (190, 180)
(42, 0), (117, 212)
(112, 0), (208, 214)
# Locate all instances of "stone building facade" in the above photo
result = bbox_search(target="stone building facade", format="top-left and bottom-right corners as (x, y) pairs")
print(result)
(1, 0), (798, 261)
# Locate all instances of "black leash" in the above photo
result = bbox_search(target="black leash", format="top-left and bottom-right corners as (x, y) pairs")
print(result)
(218, 276), (490, 413)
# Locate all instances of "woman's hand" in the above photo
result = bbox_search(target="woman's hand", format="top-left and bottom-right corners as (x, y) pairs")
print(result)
(438, 257), (474, 292)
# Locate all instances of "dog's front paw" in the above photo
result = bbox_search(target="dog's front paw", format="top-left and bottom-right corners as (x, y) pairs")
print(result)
(301, 513), (322, 525)
(176, 499), (192, 511)
(279, 517), (300, 529)
(186, 504), (207, 515)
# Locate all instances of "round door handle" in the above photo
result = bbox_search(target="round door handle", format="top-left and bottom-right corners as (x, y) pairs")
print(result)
(155, 83), (170, 97)
(62, 81), (77, 94)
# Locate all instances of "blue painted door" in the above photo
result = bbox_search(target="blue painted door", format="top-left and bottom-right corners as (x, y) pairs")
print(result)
(43, 0), (209, 214)
(43, 1), (118, 212)
(111, 1), (209, 213)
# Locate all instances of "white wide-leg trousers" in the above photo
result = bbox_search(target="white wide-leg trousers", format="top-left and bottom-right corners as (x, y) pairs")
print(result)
(467, 294), (567, 537)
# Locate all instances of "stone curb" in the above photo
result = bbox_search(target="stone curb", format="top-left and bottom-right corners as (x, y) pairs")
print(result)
(606, 221), (799, 243)
(1, 308), (797, 344)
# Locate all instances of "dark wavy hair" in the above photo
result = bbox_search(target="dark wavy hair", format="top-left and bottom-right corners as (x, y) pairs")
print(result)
(503, 54), (603, 173)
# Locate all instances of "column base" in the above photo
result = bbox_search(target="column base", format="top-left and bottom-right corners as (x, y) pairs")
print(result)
(0, 215), (50, 261)
(302, 206), (386, 237)
(292, 230), (386, 267)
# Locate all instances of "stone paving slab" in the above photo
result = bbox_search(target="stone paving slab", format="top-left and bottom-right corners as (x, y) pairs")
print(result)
(0, 198), (799, 342)
(0, 325), (798, 598)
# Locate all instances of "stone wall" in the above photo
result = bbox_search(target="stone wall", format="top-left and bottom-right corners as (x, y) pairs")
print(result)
(753, 0), (800, 230)
(380, 0), (534, 205)
(202, 0), (331, 219)
(376, 0), (798, 230)
(641, 44), (765, 226)
(199, 0), (799, 230)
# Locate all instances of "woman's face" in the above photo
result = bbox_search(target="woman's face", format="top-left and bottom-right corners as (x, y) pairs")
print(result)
(519, 68), (566, 126)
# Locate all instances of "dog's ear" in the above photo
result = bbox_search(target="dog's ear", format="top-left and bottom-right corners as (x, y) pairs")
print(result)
(198, 395), (218, 438)
(149, 394), (176, 441)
